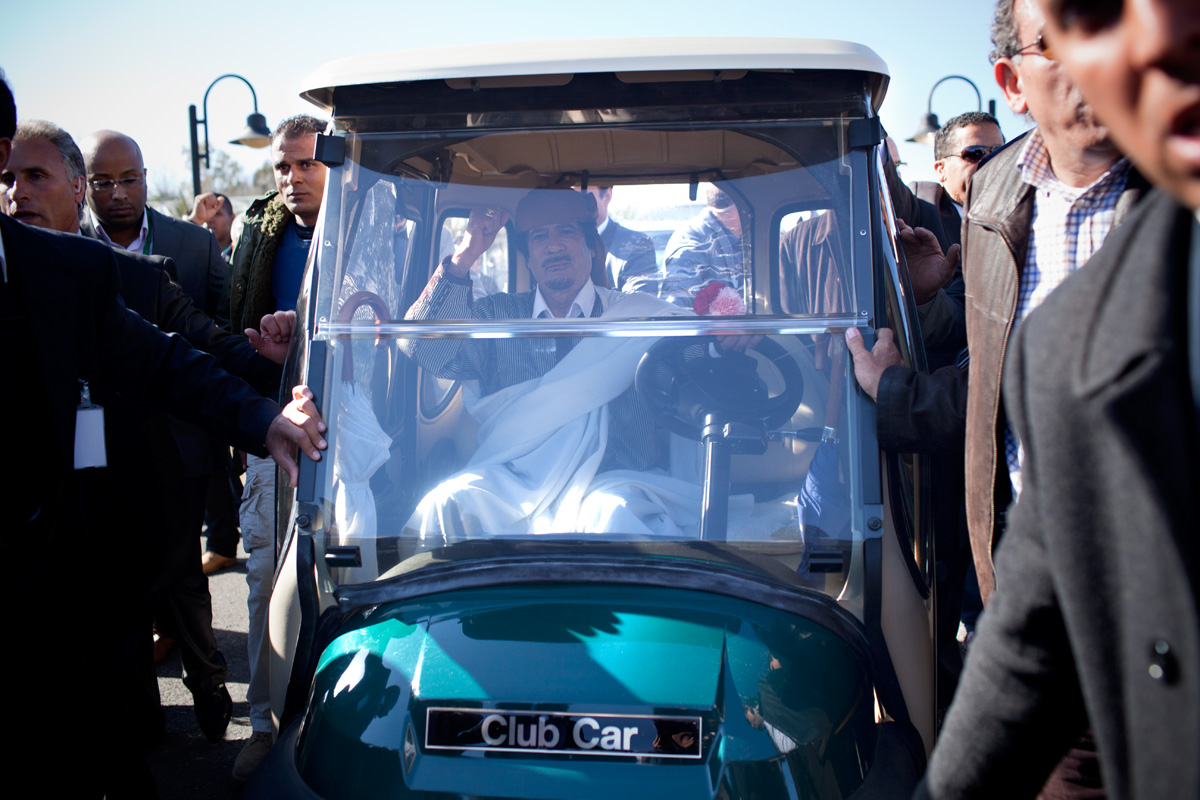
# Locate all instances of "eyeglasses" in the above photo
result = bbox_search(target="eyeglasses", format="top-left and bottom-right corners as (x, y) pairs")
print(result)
(941, 145), (1000, 164)
(88, 175), (144, 192)
(1011, 34), (1057, 61)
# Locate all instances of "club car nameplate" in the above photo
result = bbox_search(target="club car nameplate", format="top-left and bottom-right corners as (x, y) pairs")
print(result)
(424, 708), (703, 759)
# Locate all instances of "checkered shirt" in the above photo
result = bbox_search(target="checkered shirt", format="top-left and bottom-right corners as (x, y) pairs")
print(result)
(1006, 130), (1131, 497)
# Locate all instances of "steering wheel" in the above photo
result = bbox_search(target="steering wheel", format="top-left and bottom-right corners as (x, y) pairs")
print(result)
(634, 335), (805, 441)
(337, 291), (392, 382)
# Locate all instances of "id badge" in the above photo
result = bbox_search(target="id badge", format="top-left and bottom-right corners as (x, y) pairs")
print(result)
(74, 380), (107, 469)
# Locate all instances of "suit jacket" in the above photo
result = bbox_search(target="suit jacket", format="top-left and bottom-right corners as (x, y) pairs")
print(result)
(881, 152), (966, 356)
(115, 252), (280, 398)
(0, 215), (278, 530)
(109, 250), (282, 473)
(882, 151), (959, 250)
(906, 181), (962, 250)
(82, 212), (250, 475)
(83, 206), (227, 318)
(600, 218), (656, 292)
(918, 190), (1200, 799)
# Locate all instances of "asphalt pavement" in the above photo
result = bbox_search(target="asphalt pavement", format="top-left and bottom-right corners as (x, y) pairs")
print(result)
(146, 539), (255, 799)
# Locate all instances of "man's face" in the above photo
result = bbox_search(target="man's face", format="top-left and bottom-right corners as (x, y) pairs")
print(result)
(272, 133), (327, 227)
(934, 123), (1006, 205)
(208, 198), (234, 248)
(85, 137), (146, 231)
(526, 220), (593, 296)
(585, 186), (612, 226)
(1040, 0), (1200, 210)
(996, 0), (1114, 158)
(1, 137), (84, 233)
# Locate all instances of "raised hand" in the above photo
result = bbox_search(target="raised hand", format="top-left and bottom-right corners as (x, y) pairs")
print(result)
(247, 310), (297, 365)
(447, 207), (510, 277)
(897, 219), (961, 304)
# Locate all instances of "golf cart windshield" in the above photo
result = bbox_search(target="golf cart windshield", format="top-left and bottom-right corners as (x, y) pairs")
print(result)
(302, 111), (886, 613)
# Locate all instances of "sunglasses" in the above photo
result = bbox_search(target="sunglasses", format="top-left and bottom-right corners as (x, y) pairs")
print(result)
(1011, 34), (1057, 61)
(942, 145), (999, 164)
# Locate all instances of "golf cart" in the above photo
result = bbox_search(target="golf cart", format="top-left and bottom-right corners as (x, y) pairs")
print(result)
(252, 37), (936, 799)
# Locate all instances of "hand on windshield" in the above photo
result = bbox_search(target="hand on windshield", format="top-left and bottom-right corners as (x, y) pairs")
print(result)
(265, 385), (327, 487)
(844, 327), (901, 402)
(447, 207), (510, 277)
(247, 310), (297, 365)
(897, 219), (960, 305)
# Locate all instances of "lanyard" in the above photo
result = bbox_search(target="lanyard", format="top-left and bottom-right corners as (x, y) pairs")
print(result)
(141, 210), (153, 255)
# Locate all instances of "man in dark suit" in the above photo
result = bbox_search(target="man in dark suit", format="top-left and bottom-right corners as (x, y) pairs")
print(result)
(80, 131), (234, 502)
(2, 117), (297, 748)
(916, 1), (1200, 798)
(80, 130), (226, 317)
(0, 71), (325, 796)
(78, 128), (258, 732)
(585, 185), (657, 293)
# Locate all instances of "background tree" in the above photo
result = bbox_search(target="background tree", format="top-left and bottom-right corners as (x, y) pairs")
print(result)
(150, 147), (271, 217)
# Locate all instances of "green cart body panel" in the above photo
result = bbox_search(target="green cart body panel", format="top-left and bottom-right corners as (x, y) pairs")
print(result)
(296, 585), (874, 799)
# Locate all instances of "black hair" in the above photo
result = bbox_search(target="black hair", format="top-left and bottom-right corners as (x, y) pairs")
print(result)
(0, 69), (16, 141)
(934, 111), (1003, 159)
(271, 114), (326, 146)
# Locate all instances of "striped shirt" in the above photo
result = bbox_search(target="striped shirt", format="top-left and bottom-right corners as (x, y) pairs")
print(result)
(660, 208), (744, 308)
(1006, 130), (1131, 495)
(405, 266), (667, 473)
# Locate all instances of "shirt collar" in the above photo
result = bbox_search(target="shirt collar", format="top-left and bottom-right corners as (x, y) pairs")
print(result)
(1017, 128), (1132, 199)
(89, 206), (150, 252)
(596, 217), (610, 237)
(533, 279), (597, 319)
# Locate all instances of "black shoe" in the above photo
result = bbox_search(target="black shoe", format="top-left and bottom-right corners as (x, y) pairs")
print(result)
(194, 682), (232, 743)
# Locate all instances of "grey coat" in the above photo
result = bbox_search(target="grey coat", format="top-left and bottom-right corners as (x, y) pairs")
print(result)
(919, 189), (1200, 799)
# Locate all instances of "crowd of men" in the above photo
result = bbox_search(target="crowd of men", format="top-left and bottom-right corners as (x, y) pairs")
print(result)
(1, 0), (1197, 796)
(0, 71), (328, 794)
(845, 0), (1199, 798)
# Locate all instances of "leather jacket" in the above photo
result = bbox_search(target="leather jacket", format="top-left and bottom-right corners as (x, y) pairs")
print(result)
(963, 133), (1147, 602)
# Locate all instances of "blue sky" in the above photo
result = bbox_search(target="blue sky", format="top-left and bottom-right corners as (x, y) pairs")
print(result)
(4, 0), (1026, 192)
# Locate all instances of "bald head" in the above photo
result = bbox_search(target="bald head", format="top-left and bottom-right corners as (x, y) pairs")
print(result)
(83, 130), (147, 246)
(82, 130), (142, 165)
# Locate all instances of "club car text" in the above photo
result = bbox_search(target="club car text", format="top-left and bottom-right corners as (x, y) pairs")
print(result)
(424, 708), (703, 759)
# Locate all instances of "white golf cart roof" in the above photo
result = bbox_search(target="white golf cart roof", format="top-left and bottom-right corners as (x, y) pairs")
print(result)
(300, 36), (890, 113)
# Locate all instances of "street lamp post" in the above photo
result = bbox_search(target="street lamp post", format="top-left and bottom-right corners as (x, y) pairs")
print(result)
(906, 75), (998, 145)
(189, 74), (272, 198)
